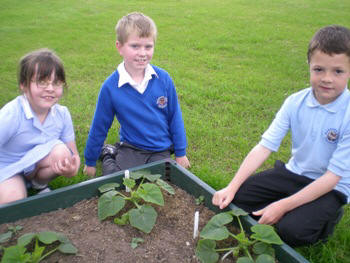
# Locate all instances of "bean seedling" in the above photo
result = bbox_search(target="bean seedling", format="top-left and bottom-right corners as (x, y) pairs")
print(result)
(97, 171), (175, 234)
(195, 208), (283, 263)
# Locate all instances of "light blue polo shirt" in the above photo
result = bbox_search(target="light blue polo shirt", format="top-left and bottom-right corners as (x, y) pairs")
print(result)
(260, 87), (350, 203)
(0, 95), (75, 183)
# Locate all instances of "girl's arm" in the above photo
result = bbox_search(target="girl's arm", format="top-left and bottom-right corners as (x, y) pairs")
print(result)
(212, 144), (272, 209)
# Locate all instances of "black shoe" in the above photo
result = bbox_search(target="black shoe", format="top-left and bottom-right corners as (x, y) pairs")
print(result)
(99, 144), (118, 161)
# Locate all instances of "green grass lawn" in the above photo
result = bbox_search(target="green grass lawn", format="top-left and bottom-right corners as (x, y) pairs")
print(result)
(1, 0), (349, 262)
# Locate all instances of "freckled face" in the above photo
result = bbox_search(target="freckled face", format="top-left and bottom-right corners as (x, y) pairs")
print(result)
(116, 32), (154, 77)
(309, 50), (350, 105)
(21, 71), (63, 116)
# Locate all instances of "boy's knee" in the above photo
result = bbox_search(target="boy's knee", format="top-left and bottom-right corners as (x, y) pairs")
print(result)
(276, 218), (319, 247)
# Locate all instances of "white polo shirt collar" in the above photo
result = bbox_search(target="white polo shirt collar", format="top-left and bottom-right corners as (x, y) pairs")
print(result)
(117, 62), (158, 94)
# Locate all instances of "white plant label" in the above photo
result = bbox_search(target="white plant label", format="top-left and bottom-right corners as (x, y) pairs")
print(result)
(125, 169), (130, 192)
(193, 211), (199, 239)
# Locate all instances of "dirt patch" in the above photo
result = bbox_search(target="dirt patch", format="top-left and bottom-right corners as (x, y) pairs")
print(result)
(0, 185), (220, 263)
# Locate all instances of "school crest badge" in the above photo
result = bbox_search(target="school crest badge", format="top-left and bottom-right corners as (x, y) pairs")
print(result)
(156, 96), (168, 108)
(325, 128), (339, 144)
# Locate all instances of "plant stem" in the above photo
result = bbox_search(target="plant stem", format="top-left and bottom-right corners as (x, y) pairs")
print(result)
(39, 247), (58, 262)
(229, 232), (239, 240)
(243, 247), (253, 261)
(237, 217), (244, 233)
(117, 192), (129, 199)
(132, 201), (141, 209)
(216, 247), (234, 252)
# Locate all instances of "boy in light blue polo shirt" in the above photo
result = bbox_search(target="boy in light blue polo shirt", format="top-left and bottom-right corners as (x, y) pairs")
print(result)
(212, 25), (350, 246)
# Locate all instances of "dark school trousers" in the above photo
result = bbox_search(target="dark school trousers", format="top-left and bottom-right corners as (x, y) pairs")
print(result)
(102, 142), (172, 175)
(233, 160), (347, 247)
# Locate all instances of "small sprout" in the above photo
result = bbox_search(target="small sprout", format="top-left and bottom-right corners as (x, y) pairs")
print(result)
(195, 195), (205, 205)
(131, 238), (144, 249)
(0, 225), (23, 244)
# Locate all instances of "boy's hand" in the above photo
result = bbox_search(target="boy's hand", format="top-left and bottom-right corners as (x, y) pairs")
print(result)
(52, 154), (80, 177)
(253, 200), (288, 225)
(175, 156), (190, 169)
(83, 165), (96, 177)
(212, 186), (235, 210)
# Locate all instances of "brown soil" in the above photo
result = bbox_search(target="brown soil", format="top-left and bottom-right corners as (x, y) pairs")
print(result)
(0, 185), (221, 263)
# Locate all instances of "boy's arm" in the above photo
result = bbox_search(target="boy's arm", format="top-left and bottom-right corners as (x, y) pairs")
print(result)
(164, 74), (187, 160)
(254, 170), (340, 225)
(212, 144), (272, 209)
(84, 82), (116, 169)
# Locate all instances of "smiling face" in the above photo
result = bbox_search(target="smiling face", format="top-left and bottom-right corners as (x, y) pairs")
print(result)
(309, 50), (350, 105)
(21, 71), (63, 118)
(116, 31), (154, 78)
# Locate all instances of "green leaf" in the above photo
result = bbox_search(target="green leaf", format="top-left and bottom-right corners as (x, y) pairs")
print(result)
(56, 233), (70, 244)
(98, 183), (120, 193)
(195, 239), (218, 263)
(58, 243), (78, 254)
(200, 213), (233, 240)
(256, 254), (275, 263)
(253, 242), (274, 257)
(131, 238), (144, 249)
(37, 231), (59, 244)
(156, 179), (175, 195)
(138, 183), (164, 206)
(98, 191), (125, 220)
(0, 231), (12, 243)
(123, 178), (136, 189)
(237, 257), (255, 263)
(251, 224), (283, 245)
(129, 205), (157, 233)
(114, 213), (129, 225)
(17, 233), (36, 247)
(144, 174), (162, 182)
(8, 226), (23, 234)
(229, 208), (249, 217)
(14, 226), (23, 232)
(1, 245), (31, 263)
(130, 171), (149, 180)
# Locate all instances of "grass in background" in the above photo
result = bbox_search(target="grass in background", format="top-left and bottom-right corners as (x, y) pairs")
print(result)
(1, 0), (349, 262)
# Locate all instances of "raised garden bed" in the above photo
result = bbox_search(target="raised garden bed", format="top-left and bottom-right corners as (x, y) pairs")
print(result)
(0, 159), (309, 263)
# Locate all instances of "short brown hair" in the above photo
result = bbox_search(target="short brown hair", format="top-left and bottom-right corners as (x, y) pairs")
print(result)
(307, 25), (350, 63)
(115, 12), (157, 45)
(18, 48), (67, 90)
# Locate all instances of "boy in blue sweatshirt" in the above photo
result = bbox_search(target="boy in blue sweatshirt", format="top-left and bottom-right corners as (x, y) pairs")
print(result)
(84, 12), (190, 176)
(213, 25), (350, 246)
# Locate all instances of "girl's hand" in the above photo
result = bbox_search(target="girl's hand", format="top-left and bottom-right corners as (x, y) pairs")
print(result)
(52, 154), (80, 177)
